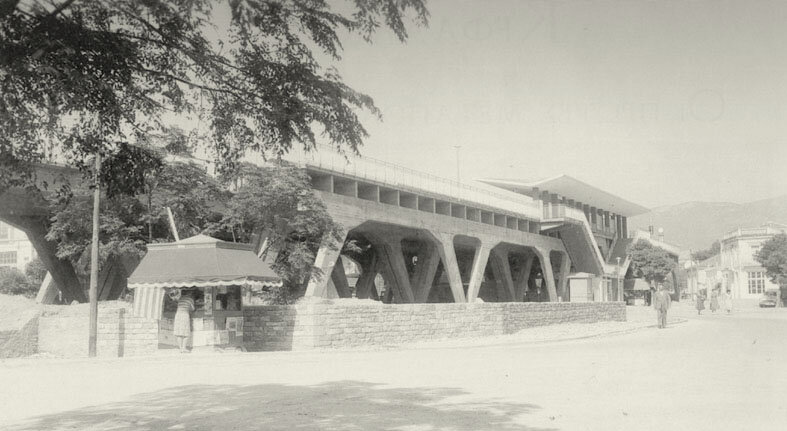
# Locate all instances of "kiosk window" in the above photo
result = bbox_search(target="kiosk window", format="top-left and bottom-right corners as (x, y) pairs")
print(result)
(215, 286), (242, 311)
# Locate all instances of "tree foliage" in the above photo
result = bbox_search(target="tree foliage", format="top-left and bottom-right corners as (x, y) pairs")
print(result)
(628, 239), (676, 287)
(1, 0), (429, 189)
(691, 240), (720, 262)
(212, 162), (342, 300)
(755, 233), (787, 304)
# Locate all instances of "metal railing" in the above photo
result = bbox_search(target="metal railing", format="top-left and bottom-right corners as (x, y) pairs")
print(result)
(275, 145), (543, 219)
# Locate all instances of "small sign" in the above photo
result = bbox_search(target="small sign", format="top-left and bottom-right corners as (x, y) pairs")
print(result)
(204, 287), (213, 316)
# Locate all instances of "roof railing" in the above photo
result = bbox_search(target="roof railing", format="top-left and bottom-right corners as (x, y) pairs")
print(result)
(276, 144), (543, 219)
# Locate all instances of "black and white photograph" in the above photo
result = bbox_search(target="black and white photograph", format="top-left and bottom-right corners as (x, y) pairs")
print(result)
(1, 0), (786, 430)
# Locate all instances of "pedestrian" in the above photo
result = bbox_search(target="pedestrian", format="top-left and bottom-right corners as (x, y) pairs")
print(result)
(653, 284), (671, 328)
(174, 289), (195, 353)
(723, 289), (733, 314)
(695, 291), (706, 315)
(710, 288), (720, 313)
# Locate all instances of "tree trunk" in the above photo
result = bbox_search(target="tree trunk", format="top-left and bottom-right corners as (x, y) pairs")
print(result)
(2, 214), (87, 303)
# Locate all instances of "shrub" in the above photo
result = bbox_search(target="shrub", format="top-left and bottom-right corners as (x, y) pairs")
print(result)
(0, 267), (38, 298)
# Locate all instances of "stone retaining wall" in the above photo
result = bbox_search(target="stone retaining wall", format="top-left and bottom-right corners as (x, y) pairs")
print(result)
(38, 301), (158, 357)
(243, 300), (626, 351)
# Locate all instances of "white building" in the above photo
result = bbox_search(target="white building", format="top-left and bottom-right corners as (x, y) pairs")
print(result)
(687, 222), (785, 303)
(0, 221), (37, 272)
(719, 223), (785, 300)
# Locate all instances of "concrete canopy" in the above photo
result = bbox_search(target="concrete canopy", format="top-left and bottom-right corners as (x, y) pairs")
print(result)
(477, 175), (649, 217)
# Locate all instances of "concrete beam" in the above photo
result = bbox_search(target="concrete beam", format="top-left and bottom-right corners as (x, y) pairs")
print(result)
(435, 233), (467, 303)
(466, 243), (491, 303)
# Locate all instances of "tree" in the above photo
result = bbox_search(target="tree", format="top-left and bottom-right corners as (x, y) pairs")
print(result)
(1, 0), (428, 302)
(628, 239), (677, 288)
(691, 240), (721, 262)
(212, 162), (341, 301)
(754, 233), (787, 306)
(1, 0), (429, 189)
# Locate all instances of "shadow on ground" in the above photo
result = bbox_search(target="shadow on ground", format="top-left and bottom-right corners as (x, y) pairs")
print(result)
(8, 380), (556, 431)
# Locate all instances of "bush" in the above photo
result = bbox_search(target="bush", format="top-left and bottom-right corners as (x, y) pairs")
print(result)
(24, 258), (47, 285)
(0, 267), (39, 298)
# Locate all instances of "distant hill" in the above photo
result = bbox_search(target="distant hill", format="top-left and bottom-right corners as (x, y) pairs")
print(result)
(629, 195), (787, 252)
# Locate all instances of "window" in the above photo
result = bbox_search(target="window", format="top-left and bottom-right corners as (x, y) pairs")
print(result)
(0, 251), (17, 266)
(748, 271), (766, 294)
(0, 224), (9, 240)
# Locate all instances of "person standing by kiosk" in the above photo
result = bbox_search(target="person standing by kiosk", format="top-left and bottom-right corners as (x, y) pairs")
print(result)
(174, 289), (195, 353)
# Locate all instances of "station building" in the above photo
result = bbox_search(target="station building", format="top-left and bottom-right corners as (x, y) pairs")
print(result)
(478, 176), (670, 303)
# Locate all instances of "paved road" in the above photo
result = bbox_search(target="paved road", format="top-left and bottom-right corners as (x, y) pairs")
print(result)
(1, 304), (785, 430)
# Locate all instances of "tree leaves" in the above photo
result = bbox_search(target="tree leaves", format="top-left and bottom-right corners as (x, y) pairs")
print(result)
(755, 233), (787, 287)
(628, 240), (676, 285)
(2, 0), (429, 185)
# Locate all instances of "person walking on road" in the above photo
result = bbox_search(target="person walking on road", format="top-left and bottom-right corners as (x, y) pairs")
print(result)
(695, 291), (706, 315)
(710, 288), (720, 313)
(723, 289), (733, 314)
(653, 284), (672, 329)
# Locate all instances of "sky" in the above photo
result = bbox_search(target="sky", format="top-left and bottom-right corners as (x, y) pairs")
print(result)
(309, 0), (787, 208)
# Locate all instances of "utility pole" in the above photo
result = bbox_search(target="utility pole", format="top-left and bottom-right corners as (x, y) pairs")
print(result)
(452, 145), (461, 182)
(88, 153), (101, 357)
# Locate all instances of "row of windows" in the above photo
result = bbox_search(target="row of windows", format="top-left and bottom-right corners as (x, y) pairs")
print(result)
(0, 251), (18, 265)
(748, 271), (766, 294)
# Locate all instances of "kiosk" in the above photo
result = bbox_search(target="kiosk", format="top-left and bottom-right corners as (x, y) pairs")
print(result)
(127, 234), (282, 350)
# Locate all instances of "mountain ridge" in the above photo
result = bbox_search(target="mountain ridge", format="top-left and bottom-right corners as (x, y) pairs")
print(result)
(629, 195), (787, 251)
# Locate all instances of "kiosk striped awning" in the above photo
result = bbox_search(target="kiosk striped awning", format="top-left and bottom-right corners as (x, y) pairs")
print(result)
(132, 285), (166, 320)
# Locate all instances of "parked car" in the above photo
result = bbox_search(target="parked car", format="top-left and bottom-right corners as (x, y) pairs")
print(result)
(759, 290), (779, 308)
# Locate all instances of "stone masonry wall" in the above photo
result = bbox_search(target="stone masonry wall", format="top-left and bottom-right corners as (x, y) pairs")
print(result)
(243, 299), (626, 351)
(38, 301), (158, 358)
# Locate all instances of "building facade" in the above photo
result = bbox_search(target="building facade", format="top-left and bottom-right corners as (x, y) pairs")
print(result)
(719, 223), (785, 299)
(0, 221), (36, 272)
(685, 223), (785, 303)
(478, 176), (673, 303)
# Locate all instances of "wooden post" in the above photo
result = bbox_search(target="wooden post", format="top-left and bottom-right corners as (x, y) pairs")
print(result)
(88, 153), (101, 357)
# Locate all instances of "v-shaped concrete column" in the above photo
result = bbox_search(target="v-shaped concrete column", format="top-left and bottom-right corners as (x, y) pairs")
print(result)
(514, 254), (535, 302)
(305, 232), (348, 298)
(557, 251), (572, 302)
(330, 258), (353, 298)
(412, 243), (440, 303)
(354, 253), (379, 300)
(435, 233), (466, 303)
(490, 247), (516, 302)
(533, 247), (558, 302)
(466, 243), (491, 303)
(375, 239), (415, 303)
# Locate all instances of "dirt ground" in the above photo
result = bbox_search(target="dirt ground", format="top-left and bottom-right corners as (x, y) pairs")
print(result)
(1, 302), (786, 430)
